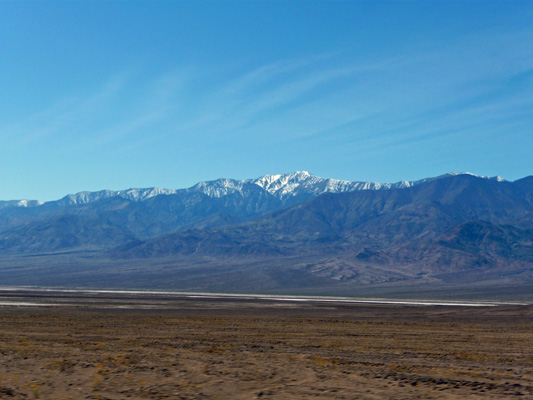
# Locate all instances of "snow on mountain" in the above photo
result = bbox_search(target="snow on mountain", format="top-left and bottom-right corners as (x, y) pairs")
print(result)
(188, 179), (247, 198)
(0, 172), (507, 209)
(254, 171), (378, 199)
(0, 199), (44, 210)
(188, 171), (364, 200)
(56, 188), (178, 206)
(251, 171), (506, 200)
(443, 172), (505, 182)
(185, 171), (508, 204)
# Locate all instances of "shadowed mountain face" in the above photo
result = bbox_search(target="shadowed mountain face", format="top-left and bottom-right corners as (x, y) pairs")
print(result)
(0, 171), (487, 252)
(114, 174), (533, 256)
(0, 173), (532, 293)
(0, 185), (283, 252)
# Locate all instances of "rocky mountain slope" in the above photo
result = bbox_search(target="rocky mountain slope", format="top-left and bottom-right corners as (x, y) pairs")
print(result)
(0, 172), (531, 294)
(1, 171), (498, 252)
(113, 174), (533, 256)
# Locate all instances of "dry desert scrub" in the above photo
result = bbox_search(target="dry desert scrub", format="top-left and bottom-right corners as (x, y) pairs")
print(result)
(0, 306), (531, 399)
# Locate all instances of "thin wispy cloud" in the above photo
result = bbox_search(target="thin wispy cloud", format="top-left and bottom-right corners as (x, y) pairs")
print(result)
(1, 12), (531, 199)
(1, 72), (130, 148)
(4, 23), (531, 159)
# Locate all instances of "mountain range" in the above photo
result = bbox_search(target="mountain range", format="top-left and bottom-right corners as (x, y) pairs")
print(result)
(0, 171), (531, 299)
(0, 171), (482, 250)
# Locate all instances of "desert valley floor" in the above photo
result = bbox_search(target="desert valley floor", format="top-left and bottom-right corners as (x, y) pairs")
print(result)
(0, 290), (531, 399)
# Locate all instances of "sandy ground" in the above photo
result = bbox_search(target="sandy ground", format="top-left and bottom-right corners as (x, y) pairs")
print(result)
(0, 292), (531, 399)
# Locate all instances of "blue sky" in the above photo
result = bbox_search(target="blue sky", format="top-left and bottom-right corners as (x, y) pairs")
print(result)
(1, 1), (532, 201)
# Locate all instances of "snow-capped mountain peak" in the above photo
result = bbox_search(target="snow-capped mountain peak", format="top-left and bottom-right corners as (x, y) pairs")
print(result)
(442, 172), (506, 182)
(189, 171), (320, 199)
(57, 188), (178, 206)
(0, 199), (44, 210)
(254, 171), (316, 195)
(0, 171), (510, 209)
(188, 178), (247, 198)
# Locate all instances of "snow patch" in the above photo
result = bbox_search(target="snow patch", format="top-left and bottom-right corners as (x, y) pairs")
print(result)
(0, 171), (508, 208)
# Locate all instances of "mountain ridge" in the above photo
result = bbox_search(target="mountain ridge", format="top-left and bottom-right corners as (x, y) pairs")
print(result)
(0, 171), (507, 208)
(112, 173), (532, 259)
(1, 172), (531, 296)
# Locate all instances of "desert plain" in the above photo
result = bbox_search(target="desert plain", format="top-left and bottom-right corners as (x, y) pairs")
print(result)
(0, 290), (531, 399)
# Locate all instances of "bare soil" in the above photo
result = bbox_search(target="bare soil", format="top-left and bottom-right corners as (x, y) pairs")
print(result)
(0, 294), (531, 399)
